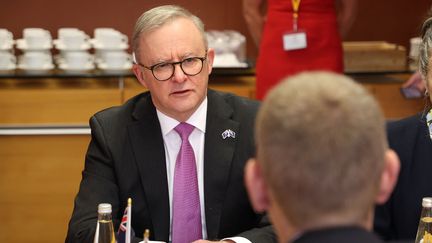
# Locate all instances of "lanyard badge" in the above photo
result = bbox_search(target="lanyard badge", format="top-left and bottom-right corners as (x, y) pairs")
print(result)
(283, 0), (307, 51)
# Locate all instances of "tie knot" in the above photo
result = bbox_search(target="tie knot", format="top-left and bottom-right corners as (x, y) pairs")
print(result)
(174, 122), (195, 140)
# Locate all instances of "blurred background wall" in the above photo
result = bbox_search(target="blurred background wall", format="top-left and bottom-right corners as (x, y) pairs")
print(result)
(1, 0), (431, 60)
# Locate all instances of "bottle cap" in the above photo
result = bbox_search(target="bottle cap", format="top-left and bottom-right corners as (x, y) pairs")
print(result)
(423, 197), (432, 207)
(98, 203), (112, 214)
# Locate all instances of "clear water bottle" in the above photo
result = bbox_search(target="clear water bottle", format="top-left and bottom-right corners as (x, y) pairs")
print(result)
(94, 203), (116, 243)
(415, 197), (432, 243)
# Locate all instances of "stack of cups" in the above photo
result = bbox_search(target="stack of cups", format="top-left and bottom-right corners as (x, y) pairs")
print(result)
(0, 28), (16, 71)
(91, 28), (132, 71)
(409, 37), (422, 72)
(16, 28), (54, 71)
(54, 28), (93, 72)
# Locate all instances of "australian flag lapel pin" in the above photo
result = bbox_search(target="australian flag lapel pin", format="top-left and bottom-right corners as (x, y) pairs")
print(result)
(222, 129), (236, 139)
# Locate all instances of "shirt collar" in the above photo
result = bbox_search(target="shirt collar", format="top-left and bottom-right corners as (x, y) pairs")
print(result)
(426, 108), (432, 141)
(157, 97), (207, 136)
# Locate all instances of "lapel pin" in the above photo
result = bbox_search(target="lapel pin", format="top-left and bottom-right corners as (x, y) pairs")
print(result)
(222, 129), (236, 139)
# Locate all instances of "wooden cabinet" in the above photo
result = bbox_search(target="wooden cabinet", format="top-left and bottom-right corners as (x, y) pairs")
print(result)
(2, 72), (420, 125)
(0, 78), (121, 125)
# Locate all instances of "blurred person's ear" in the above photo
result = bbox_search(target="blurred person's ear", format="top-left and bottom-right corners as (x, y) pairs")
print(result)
(375, 149), (400, 204)
(245, 158), (269, 212)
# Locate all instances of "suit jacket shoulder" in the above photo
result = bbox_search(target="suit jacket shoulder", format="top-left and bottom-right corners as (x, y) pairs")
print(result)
(294, 226), (383, 243)
(387, 113), (424, 147)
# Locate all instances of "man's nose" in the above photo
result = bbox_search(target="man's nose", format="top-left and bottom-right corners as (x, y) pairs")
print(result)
(171, 63), (187, 83)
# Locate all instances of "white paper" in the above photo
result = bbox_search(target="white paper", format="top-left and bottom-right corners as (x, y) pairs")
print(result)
(283, 32), (307, 51)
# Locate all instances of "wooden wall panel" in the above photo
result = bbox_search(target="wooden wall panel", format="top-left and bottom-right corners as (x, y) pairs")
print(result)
(0, 135), (90, 243)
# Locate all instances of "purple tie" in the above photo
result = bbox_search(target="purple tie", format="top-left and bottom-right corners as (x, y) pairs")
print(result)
(172, 122), (202, 243)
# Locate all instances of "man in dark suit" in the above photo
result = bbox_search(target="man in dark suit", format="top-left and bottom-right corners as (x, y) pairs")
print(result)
(373, 13), (432, 242)
(66, 5), (274, 243)
(244, 72), (400, 243)
(373, 113), (431, 241)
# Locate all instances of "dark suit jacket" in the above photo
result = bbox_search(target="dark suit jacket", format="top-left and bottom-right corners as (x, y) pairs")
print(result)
(66, 89), (275, 243)
(374, 113), (432, 240)
(292, 226), (384, 243)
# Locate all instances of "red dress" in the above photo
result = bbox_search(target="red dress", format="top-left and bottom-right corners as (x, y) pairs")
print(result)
(255, 0), (343, 99)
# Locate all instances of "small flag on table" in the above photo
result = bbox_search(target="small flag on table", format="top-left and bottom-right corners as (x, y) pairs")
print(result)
(118, 198), (133, 243)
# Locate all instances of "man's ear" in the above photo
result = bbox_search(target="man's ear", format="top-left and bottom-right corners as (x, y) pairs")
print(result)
(206, 48), (215, 75)
(132, 64), (148, 89)
(244, 158), (270, 212)
(375, 149), (400, 204)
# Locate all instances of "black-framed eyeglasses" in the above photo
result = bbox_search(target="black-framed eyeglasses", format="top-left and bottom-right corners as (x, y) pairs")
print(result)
(135, 51), (207, 81)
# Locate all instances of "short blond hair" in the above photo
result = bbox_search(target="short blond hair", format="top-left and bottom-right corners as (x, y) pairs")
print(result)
(256, 72), (387, 227)
(132, 5), (207, 61)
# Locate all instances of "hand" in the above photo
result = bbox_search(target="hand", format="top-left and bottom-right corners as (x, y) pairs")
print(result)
(402, 71), (426, 94)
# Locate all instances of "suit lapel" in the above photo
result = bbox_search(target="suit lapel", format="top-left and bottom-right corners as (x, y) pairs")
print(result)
(128, 94), (170, 242)
(204, 91), (239, 239)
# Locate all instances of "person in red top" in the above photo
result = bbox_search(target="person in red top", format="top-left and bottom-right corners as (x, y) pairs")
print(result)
(243, 0), (357, 100)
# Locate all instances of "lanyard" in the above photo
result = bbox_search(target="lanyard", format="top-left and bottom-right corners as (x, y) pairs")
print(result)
(291, 0), (301, 31)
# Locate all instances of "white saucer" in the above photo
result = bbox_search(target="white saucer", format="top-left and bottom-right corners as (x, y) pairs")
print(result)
(0, 41), (14, 50)
(97, 62), (132, 71)
(90, 39), (129, 50)
(16, 39), (52, 50)
(17, 62), (54, 72)
(53, 39), (91, 51)
(59, 62), (94, 72)
(212, 53), (249, 68)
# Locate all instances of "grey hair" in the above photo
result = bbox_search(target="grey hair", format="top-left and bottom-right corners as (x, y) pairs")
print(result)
(419, 16), (432, 80)
(132, 5), (207, 61)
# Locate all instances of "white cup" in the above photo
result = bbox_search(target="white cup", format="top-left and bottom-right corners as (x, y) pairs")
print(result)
(20, 51), (52, 69)
(94, 28), (115, 40)
(23, 28), (52, 49)
(60, 30), (89, 49)
(61, 51), (93, 68)
(58, 28), (80, 39)
(99, 51), (131, 68)
(95, 49), (120, 63)
(0, 29), (14, 48)
(0, 50), (16, 69)
(94, 28), (128, 48)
